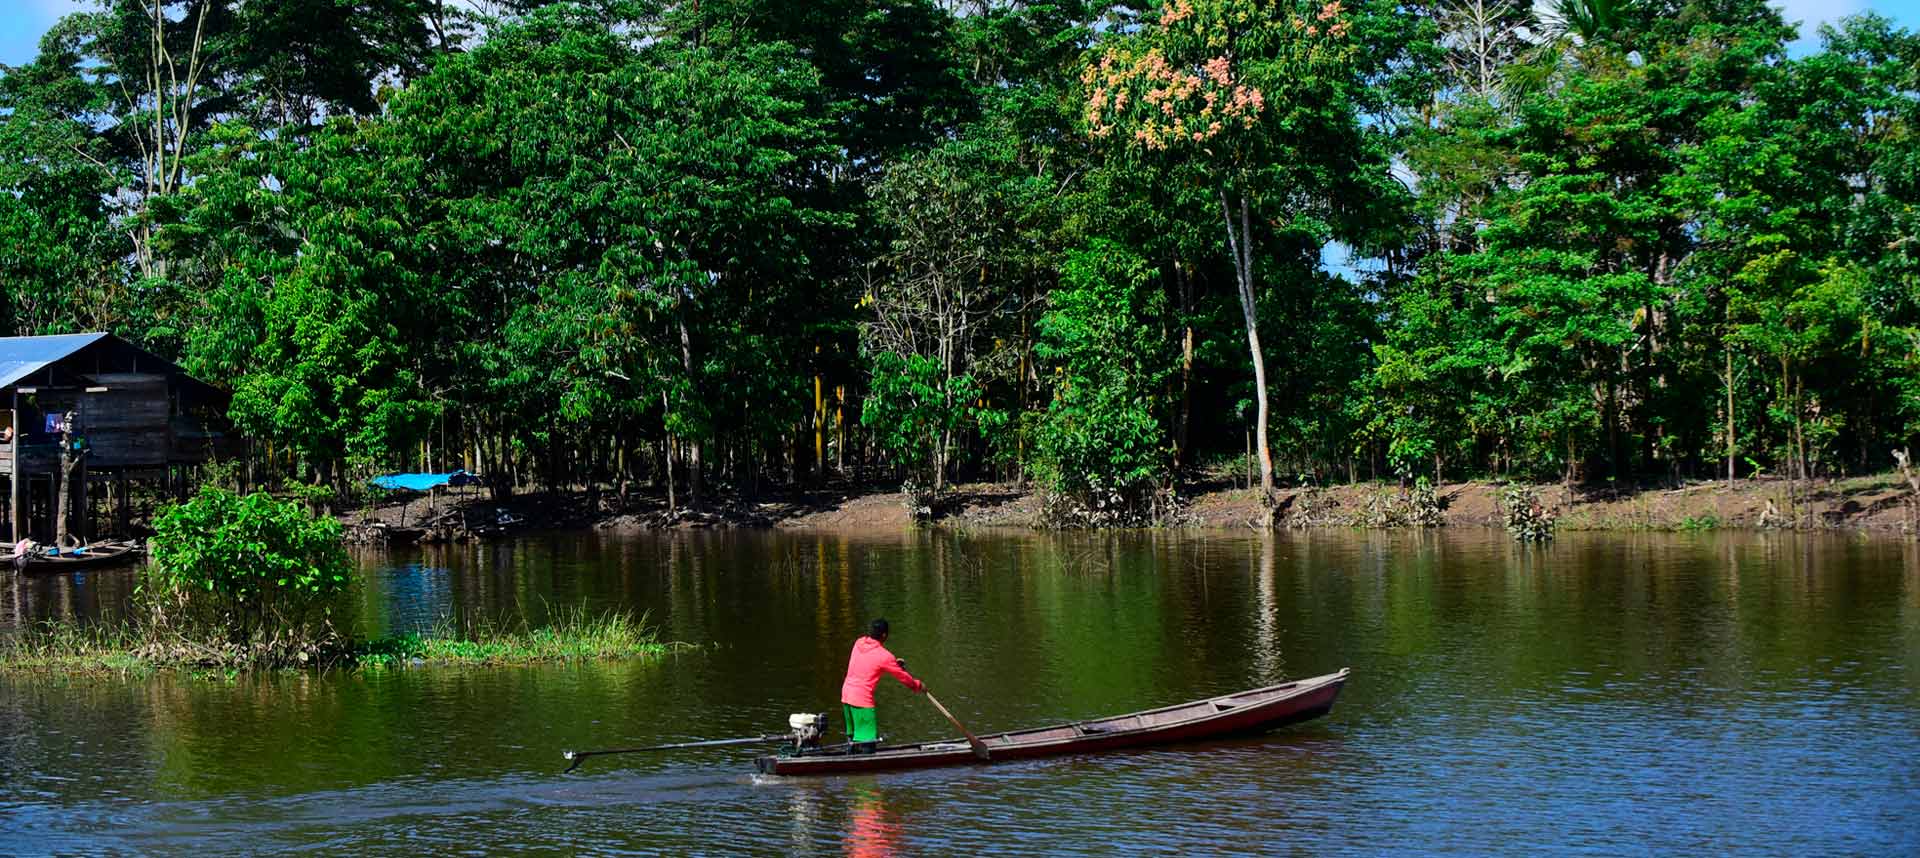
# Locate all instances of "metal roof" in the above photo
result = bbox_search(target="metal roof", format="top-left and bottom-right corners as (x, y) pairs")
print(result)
(0, 333), (114, 389)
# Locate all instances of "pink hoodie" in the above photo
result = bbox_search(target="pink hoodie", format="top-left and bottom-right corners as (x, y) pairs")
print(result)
(840, 636), (923, 707)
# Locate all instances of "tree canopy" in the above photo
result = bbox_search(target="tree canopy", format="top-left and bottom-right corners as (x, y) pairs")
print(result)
(2, 0), (1917, 516)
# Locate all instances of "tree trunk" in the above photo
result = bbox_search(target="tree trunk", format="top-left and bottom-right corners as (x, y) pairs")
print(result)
(55, 420), (84, 548)
(1563, 432), (1575, 511)
(813, 345), (825, 485)
(676, 313), (703, 510)
(662, 391), (678, 516)
(936, 425), (951, 494)
(1778, 358), (1793, 481)
(689, 439), (704, 509)
(1725, 346), (1736, 486)
(1174, 260), (1195, 471)
(1605, 379), (1620, 481)
(1895, 449), (1919, 538)
(1016, 309), (1030, 490)
(1794, 371), (1807, 484)
(1221, 191), (1273, 501)
(835, 384), (846, 477)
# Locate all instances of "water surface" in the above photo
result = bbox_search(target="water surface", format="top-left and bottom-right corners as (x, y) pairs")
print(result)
(3, 529), (1916, 856)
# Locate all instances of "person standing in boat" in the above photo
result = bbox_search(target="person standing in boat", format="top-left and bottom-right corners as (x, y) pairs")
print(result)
(840, 618), (925, 753)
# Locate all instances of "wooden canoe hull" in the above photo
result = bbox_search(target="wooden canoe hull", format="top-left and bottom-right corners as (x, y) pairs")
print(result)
(755, 668), (1349, 777)
(3, 541), (142, 574)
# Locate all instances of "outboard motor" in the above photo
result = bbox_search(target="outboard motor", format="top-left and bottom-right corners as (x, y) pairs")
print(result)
(787, 712), (829, 754)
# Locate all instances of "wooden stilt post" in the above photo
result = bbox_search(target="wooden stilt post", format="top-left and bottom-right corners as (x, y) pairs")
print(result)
(77, 464), (89, 544)
(39, 471), (52, 542)
(116, 469), (130, 537)
(8, 391), (20, 542)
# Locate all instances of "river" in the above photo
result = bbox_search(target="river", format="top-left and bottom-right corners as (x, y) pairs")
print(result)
(3, 529), (1917, 856)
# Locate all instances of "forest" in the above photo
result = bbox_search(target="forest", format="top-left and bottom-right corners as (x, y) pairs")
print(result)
(2, 0), (1917, 519)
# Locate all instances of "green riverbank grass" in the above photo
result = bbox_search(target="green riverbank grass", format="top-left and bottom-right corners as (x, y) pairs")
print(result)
(0, 608), (682, 676)
(0, 621), (159, 675)
(358, 609), (683, 670)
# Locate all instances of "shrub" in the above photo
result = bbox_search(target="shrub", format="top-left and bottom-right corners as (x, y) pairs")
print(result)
(1501, 485), (1557, 542)
(145, 486), (354, 659)
(1031, 240), (1175, 523)
(1353, 489), (1407, 528)
(861, 350), (984, 499)
(1406, 477), (1443, 527)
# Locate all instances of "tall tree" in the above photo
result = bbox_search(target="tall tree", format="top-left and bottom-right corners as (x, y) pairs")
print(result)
(1084, 0), (1367, 500)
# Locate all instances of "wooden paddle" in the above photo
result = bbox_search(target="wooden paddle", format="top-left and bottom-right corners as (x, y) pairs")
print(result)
(926, 693), (992, 762)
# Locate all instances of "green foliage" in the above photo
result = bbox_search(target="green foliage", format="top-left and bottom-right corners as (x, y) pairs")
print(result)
(1502, 485), (1558, 542)
(861, 352), (983, 489)
(3, 0), (1919, 521)
(1032, 241), (1176, 519)
(2, 607), (676, 675)
(146, 487), (353, 653)
(860, 125), (1062, 495)
(358, 607), (672, 669)
(1406, 478), (1443, 527)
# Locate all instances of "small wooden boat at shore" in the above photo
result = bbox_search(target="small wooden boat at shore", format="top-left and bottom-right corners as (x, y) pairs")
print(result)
(755, 668), (1349, 776)
(2, 540), (143, 573)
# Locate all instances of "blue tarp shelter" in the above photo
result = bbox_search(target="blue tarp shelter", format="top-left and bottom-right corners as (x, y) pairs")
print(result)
(370, 470), (480, 492)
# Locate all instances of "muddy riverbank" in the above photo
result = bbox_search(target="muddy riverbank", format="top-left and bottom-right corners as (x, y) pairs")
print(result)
(343, 473), (1917, 537)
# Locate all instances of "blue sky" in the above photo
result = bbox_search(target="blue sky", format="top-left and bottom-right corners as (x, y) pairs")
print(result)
(3, 0), (1919, 68)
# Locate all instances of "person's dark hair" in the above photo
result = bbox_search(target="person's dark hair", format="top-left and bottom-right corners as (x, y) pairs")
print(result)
(869, 618), (890, 640)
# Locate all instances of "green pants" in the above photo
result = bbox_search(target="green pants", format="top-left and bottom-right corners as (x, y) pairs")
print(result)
(843, 704), (879, 743)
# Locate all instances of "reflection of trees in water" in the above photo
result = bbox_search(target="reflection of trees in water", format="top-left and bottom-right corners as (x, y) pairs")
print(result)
(7, 529), (1918, 838)
(2, 565), (140, 629)
(1251, 533), (1282, 683)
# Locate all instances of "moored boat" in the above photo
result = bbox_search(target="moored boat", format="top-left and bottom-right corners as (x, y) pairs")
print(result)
(755, 668), (1349, 776)
(2, 540), (143, 573)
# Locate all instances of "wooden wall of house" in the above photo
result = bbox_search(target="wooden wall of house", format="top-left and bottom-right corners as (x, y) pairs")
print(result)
(1, 361), (234, 479)
(75, 376), (174, 468)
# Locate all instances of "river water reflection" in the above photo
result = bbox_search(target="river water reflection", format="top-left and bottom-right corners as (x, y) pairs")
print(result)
(3, 529), (1917, 856)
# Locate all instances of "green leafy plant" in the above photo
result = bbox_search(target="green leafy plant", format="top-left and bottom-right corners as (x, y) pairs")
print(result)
(1031, 240), (1176, 525)
(144, 486), (354, 660)
(861, 351), (984, 504)
(1674, 515), (1720, 532)
(1501, 485), (1558, 542)
(1405, 477), (1444, 527)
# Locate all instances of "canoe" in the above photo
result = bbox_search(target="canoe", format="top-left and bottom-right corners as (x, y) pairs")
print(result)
(2, 540), (143, 573)
(755, 668), (1349, 776)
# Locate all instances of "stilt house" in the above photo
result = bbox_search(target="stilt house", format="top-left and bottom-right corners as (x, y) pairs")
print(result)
(0, 333), (235, 543)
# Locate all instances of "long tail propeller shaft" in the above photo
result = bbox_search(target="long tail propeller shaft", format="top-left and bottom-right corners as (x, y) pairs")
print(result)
(561, 734), (786, 773)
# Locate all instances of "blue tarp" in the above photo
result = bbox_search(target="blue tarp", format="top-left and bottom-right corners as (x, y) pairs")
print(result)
(370, 470), (480, 491)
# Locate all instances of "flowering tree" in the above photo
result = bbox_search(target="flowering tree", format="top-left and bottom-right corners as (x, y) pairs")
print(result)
(1083, 0), (1357, 501)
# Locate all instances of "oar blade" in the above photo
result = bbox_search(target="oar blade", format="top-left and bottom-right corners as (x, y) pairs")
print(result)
(927, 693), (992, 763)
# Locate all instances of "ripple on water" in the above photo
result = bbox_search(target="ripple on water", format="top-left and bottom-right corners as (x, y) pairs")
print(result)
(2, 529), (1917, 856)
